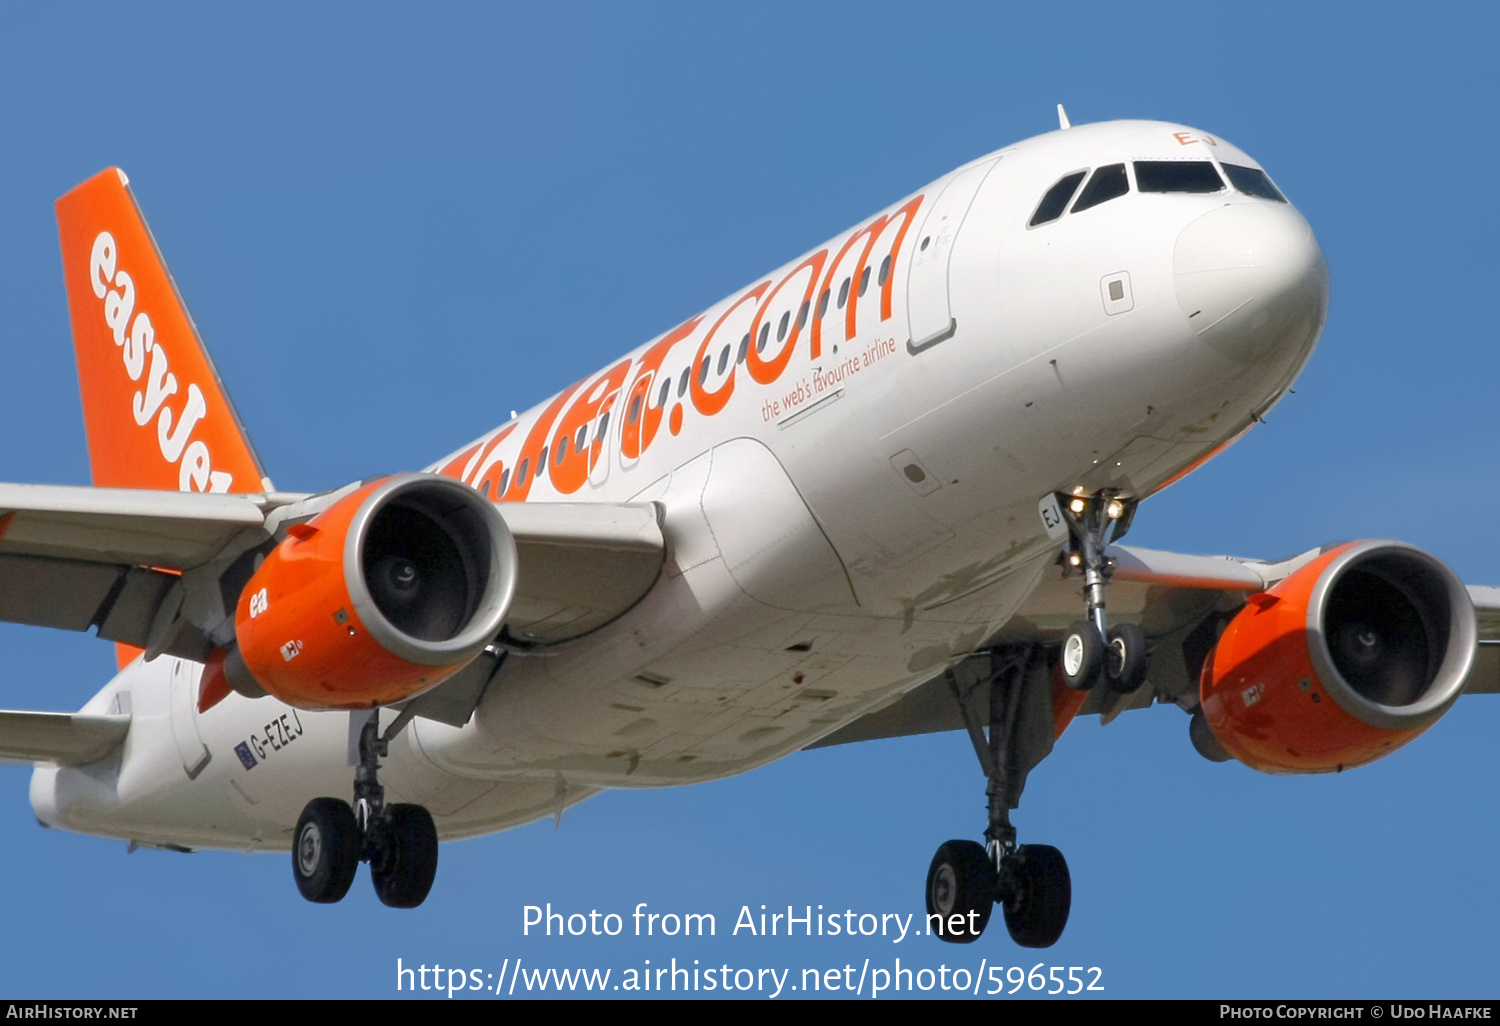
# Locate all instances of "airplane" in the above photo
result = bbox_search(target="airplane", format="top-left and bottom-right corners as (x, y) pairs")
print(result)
(1, 110), (1493, 949)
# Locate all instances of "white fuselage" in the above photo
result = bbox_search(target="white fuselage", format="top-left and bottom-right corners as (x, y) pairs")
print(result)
(31, 120), (1328, 852)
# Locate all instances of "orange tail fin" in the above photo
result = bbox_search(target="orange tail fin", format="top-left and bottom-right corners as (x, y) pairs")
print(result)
(56, 168), (271, 668)
(56, 168), (269, 495)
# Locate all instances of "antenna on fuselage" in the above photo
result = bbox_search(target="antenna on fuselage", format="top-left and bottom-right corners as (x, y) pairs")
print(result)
(1057, 104), (1072, 130)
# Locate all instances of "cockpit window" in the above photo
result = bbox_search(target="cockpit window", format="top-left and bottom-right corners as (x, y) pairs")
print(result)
(1071, 163), (1128, 213)
(1134, 161), (1224, 194)
(1222, 164), (1287, 203)
(1029, 170), (1086, 227)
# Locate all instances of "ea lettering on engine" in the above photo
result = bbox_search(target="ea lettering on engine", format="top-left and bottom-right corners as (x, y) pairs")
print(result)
(228, 475), (518, 709)
(1198, 541), (1477, 773)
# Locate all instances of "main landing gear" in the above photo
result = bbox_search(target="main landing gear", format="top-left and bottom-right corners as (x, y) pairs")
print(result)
(1054, 489), (1147, 694)
(926, 645), (1071, 947)
(293, 711), (439, 909)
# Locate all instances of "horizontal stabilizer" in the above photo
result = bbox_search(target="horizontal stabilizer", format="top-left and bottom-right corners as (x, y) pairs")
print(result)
(0, 710), (129, 766)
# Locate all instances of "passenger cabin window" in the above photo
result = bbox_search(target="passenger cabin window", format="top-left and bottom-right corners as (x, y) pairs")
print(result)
(1072, 164), (1128, 213)
(1029, 170), (1087, 227)
(1222, 164), (1287, 202)
(1133, 161), (1224, 194)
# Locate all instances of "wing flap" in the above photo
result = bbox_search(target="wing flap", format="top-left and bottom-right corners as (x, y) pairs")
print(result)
(1463, 639), (1500, 694)
(95, 567), (182, 645)
(0, 553), (125, 632)
(0, 710), (130, 766)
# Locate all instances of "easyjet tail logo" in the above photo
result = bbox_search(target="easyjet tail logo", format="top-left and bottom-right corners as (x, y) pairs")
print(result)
(89, 231), (233, 493)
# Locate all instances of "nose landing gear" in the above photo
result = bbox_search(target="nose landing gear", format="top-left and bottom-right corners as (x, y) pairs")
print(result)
(1054, 489), (1148, 693)
(925, 645), (1071, 947)
(292, 712), (439, 908)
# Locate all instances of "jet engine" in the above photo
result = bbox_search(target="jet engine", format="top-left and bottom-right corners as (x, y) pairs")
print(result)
(1198, 541), (1475, 773)
(230, 474), (518, 709)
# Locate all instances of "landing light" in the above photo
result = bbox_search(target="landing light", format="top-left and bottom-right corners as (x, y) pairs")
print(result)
(1069, 498), (1086, 515)
(1068, 552), (1083, 567)
(1106, 500), (1125, 520)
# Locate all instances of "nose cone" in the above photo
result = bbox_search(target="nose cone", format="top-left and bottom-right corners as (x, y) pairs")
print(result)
(1174, 203), (1329, 367)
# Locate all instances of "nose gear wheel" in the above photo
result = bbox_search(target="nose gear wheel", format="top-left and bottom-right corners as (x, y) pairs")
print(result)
(1061, 620), (1104, 690)
(1054, 489), (1151, 693)
(1104, 622), (1149, 693)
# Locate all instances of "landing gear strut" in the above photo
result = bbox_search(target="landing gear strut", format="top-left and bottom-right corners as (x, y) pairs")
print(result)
(292, 712), (438, 908)
(926, 646), (1071, 947)
(1054, 489), (1148, 693)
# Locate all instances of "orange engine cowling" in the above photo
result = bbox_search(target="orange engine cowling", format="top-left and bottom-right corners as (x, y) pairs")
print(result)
(1200, 540), (1476, 774)
(231, 474), (518, 710)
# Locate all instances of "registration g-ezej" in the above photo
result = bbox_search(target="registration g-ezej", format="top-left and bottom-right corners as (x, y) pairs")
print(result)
(5, 109), (1491, 947)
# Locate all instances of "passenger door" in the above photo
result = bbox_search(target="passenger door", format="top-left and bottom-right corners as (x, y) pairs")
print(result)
(906, 157), (1001, 352)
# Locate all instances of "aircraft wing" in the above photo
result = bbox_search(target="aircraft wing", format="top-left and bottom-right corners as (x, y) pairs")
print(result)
(0, 483), (278, 657)
(0, 483), (665, 722)
(811, 543), (1500, 750)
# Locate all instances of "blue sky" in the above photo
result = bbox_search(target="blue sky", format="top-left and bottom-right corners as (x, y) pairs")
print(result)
(1, 1), (1497, 1000)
